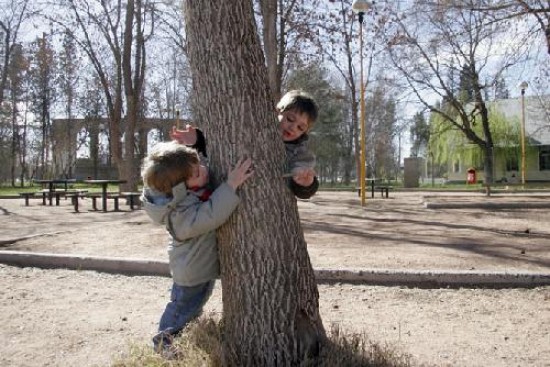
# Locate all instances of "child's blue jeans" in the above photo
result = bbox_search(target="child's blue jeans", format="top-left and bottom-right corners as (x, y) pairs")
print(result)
(153, 280), (215, 350)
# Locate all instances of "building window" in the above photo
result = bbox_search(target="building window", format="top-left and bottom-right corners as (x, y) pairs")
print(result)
(506, 155), (518, 171)
(453, 160), (460, 173)
(540, 146), (550, 171)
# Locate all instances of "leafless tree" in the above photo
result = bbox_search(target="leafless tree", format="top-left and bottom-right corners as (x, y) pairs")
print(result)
(7, 42), (28, 186)
(0, 0), (31, 106)
(28, 33), (56, 177)
(439, 0), (550, 55)
(50, 0), (155, 190)
(384, 1), (530, 186)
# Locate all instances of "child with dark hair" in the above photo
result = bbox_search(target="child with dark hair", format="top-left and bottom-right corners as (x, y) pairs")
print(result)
(172, 89), (319, 199)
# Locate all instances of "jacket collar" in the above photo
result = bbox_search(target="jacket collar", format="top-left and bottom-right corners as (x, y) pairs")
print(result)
(285, 133), (309, 145)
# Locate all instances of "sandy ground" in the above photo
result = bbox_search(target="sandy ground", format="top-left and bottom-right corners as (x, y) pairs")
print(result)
(1, 191), (550, 366)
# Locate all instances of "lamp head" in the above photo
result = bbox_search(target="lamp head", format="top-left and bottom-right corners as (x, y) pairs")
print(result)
(519, 81), (528, 91)
(352, 0), (372, 14)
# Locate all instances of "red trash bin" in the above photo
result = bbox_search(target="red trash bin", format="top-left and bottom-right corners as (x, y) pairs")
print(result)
(466, 168), (476, 184)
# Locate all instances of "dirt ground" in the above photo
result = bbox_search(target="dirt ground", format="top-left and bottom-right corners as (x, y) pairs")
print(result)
(1, 191), (550, 367)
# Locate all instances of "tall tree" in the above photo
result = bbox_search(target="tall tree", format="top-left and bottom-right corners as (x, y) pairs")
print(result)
(384, 1), (529, 185)
(53, 0), (154, 190)
(28, 33), (55, 177)
(183, 0), (325, 365)
(0, 0), (31, 105)
(257, 0), (321, 102)
(56, 30), (81, 177)
(7, 43), (28, 186)
(443, 0), (550, 55)
(120, 0), (150, 190)
(409, 111), (430, 158)
(365, 83), (398, 179)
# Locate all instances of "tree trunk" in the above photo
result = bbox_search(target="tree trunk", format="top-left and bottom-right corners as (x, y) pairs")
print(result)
(483, 145), (494, 192)
(183, 1), (326, 366)
(259, 0), (280, 102)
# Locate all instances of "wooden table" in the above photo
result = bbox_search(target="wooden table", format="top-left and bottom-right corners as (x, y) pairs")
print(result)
(83, 179), (127, 212)
(357, 178), (378, 198)
(33, 179), (77, 205)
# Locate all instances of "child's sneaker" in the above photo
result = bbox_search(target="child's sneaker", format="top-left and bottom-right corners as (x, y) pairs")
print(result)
(161, 345), (184, 360)
(152, 331), (173, 354)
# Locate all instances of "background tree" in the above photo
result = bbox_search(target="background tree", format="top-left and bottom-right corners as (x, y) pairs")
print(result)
(55, 30), (81, 177)
(285, 64), (347, 185)
(310, 0), (368, 184)
(429, 104), (524, 180)
(52, 0), (155, 190)
(78, 74), (107, 179)
(365, 82), (398, 179)
(183, 0), (325, 365)
(0, 0), (31, 105)
(0, 0), (32, 183)
(409, 111), (430, 158)
(28, 33), (55, 177)
(257, 0), (322, 103)
(384, 0), (530, 185)
(444, 0), (550, 55)
(7, 43), (28, 186)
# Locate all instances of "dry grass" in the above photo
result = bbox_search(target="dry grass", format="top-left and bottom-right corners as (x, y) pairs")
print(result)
(113, 316), (412, 367)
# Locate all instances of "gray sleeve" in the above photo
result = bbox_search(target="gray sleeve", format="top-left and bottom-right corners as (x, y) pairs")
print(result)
(167, 183), (240, 241)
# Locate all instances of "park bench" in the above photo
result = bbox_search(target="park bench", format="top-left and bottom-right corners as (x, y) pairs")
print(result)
(85, 191), (138, 212)
(106, 192), (124, 211)
(374, 185), (393, 198)
(65, 190), (89, 212)
(105, 192), (141, 211)
(356, 179), (394, 199)
(18, 192), (35, 206)
(39, 189), (67, 206)
(482, 182), (523, 196)
(85, 192), (105, 211)
(120, 192), (142, 210)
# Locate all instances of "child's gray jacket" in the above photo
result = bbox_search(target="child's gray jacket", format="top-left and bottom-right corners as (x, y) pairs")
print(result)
(285, 134), (319, 199)
(141, 182), (239, 286)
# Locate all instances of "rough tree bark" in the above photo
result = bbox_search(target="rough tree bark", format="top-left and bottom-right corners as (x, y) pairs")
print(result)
(259, 0), (279, 102)
(183, 1), (326, 366)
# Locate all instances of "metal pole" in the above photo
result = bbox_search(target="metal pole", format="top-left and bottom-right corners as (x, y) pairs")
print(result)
(359, 13), (366, 206)
(520, 88), (526, 185)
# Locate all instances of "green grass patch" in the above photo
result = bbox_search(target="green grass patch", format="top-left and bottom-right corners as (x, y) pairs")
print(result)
(0, 182), (139, 196)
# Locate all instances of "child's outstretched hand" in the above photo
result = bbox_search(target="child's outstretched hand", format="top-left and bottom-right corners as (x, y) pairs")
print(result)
(227, 158), (254, 190)
(292, 167), (315, 187)
(170, 124), (197, 146)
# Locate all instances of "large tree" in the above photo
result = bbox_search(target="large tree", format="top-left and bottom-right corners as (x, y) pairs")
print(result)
(28, 33), (56, 177)
(183, 1), (325, 365)
(52, 0), (153, 190)
(441, 0), (550, 55)
(7, 43), (29, 186)
(0, 0), (31, 106)
(384, 1), (530, 185)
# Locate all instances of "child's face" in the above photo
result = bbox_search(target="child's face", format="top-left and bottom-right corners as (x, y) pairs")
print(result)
(278, 109), (309, 142)
(185, 164), (209, 189)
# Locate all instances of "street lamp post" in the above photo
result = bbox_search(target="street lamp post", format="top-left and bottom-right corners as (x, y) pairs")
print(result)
(519, 81), (528, 186)
(175, 108), (181, 130)
(352, 0), (371, 206)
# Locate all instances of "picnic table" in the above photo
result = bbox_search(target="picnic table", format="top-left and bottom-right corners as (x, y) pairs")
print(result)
(83, 179), (127, 212)
(357, 178), (393, 198)
(33, 179), (77, 206)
